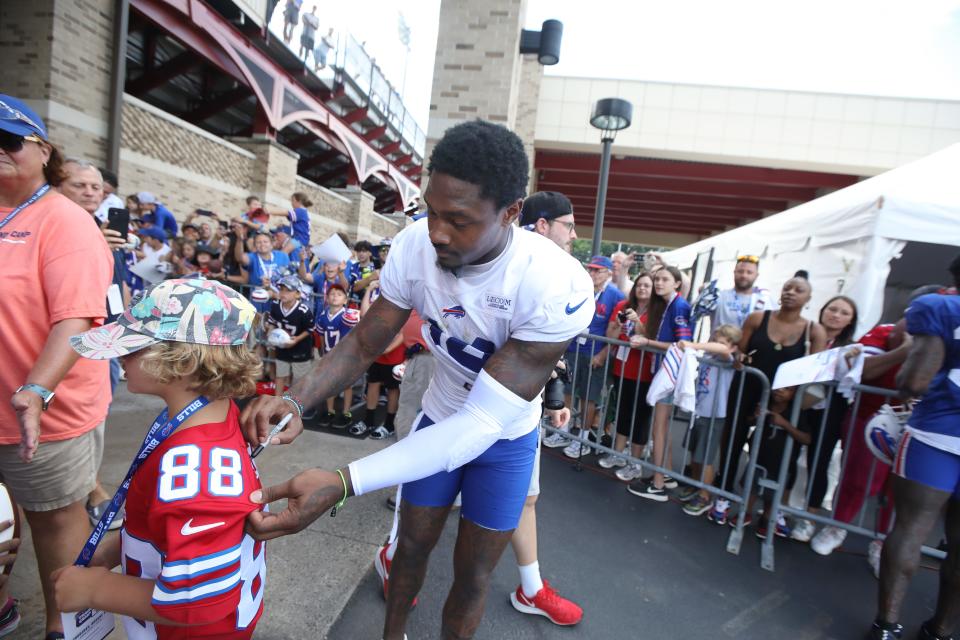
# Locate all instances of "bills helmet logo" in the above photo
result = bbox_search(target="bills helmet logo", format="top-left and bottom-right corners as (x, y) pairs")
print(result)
(442, 305), (466, 319)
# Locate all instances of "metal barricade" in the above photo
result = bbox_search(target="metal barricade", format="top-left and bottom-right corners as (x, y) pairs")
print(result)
(544, 332), (773, 555)
(759, 380), (945, 571)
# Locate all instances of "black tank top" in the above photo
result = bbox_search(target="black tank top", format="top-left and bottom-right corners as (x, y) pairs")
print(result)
(747, 311), (809, 382)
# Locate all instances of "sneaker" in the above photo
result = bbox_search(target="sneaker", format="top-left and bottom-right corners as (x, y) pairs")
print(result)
(318, 411), (335, 428)
(542, 431), (571, 449)
(0, 598), (20, 638)
(598, 453), (627, 469)
(868, 539), (883, 579)
(917, 620), (953, 640)
(563, 432), (596, 459)
(867, 621), (903, 639)
(333, 411), (352, 429)
(791, 518), (816, 542)
(615, 463), (644, 482)
(349, 420), (370, 436)
(811, 525), (847, 556)
(774, 513), (792, 538)
(87, 500), (124, 531)
(675, 486), (699, 503)
(729, 512), (753, 528)
(627, 479), (668, 502)
(302, 408), (318, 421)
(369, 426), (393, 440)
(510, 580), (582, 626)
(373, 544), (418, 609)
(683, 494), (712, 516)
(662, 476), (679, 490)
(707, 498), (730, 525)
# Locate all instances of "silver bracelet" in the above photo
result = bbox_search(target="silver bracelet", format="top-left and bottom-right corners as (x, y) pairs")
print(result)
(280, 393), (304, 418)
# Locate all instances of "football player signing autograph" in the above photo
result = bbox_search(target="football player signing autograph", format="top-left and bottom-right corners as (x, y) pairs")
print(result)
(240, 120), (594, 640)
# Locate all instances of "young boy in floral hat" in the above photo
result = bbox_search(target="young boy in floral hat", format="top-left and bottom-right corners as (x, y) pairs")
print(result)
(53, 278), (268, 638)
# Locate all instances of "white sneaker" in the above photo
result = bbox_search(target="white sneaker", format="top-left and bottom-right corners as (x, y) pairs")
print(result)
(867, 539), (882, 579)
(598, 451), (628, 469)
(348, 420), (370, 436)
(810, 525), (847, 556)
(615, 463), (643, 482)
(543, 431), (571, 449)
(791, 518), (816, 542)
(563, 440), (592, 459)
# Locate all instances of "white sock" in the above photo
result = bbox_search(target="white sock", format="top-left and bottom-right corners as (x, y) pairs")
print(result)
(518, 561), (543, 599)
(385, 539), (398, 561)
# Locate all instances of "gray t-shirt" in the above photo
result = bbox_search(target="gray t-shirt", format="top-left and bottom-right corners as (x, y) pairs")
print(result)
(711, 287), (776, 329)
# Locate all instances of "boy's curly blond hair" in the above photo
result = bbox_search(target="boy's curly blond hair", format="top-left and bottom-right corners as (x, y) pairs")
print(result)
(139, 342), (261, 399)
(712, 324), (743, 345)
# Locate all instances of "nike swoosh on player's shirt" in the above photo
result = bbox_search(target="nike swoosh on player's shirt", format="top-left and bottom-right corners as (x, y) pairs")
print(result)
(565, 298), (588, 315)
(181, 518), (226, 536)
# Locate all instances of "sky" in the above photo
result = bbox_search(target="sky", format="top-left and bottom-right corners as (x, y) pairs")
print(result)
(274, 0), (960, 132)
(524, 0), (960, 101)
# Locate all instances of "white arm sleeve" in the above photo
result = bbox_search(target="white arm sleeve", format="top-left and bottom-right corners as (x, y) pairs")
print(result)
(347, 370), (533, 496)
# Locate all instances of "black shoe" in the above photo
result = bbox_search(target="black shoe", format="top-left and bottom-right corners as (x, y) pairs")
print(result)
(333, 412), (352, 429)
(302, 408), (318, 421)
(918, 621), (954, 640)
(318, 411), (335, 428)
(626, 479), (669, 502)
(867, 621), (903, 639)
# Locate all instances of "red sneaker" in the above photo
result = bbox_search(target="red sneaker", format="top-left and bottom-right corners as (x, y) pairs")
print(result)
(373, 544), (417, 609)
(510, 580), (583, 626)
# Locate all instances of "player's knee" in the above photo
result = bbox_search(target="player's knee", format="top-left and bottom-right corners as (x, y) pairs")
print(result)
(397, 525), (437, 560)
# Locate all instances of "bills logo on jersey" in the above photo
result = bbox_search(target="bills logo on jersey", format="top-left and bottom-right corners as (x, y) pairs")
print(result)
(344, 308), (361, 326)
(442, 305), (466, 319)
(675, 316), (688, 326)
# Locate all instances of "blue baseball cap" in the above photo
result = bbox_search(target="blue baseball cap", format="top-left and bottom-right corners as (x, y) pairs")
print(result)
(0, 95), (47, 140)
(139, 226), (167, 242)
(586, 256), (613, 270)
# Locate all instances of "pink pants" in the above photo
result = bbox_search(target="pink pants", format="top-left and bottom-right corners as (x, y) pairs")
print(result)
(832, 412), (895, 532)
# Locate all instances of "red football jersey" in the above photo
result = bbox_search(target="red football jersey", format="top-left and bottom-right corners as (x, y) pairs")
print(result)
(856, 324), (902, 419)
(120, 401), (265, 639)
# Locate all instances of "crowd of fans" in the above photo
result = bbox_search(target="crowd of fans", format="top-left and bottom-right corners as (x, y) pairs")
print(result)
(542, 244), (959, 578)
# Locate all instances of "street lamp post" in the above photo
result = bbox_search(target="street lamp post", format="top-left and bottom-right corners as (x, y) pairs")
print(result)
(589, 98), (633, 257)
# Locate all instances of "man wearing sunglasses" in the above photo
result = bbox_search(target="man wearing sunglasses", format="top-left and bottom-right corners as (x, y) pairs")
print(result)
(0, 94), (114, 639)
(710, 254), (777, 329)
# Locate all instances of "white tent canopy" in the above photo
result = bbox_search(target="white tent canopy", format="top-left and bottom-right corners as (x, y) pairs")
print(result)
(660, 144), (960, 336)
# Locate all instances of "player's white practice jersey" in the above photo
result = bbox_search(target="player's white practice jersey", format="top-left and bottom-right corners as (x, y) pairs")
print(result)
(379, 219), (594, 437)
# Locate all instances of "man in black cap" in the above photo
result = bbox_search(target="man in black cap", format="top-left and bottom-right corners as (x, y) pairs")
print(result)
(519, 191), (578, 254)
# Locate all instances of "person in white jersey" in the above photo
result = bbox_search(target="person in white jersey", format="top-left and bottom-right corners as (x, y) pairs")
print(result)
(240, 120), (594, 640)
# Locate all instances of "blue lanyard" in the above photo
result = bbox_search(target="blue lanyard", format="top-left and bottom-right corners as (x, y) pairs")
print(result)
(0, 183), (49, 230)
(75, 396), (209, 566)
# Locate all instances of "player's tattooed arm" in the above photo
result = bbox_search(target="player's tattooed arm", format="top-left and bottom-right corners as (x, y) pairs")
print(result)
(896, 334), (945, 399)
(482, 337), (573, 401)
(240, 296), (409, 447)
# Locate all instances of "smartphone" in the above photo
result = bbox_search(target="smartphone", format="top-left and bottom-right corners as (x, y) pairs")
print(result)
(107, 207), (130, 241)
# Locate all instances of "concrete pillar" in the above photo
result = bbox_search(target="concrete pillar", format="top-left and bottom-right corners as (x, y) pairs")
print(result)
(424, 0), (544, 190)
(228, 136), (300, 210)
(0, 0), (116, 165)
(335, 186), (381, 242)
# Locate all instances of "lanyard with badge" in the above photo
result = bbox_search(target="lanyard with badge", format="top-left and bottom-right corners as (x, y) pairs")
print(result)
(576, 288), (606, 347)
(62, 396), (209, 640)
(0, 183), (49, 230)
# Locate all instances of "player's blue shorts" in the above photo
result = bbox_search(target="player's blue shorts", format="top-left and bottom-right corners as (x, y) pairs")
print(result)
(894, 430), (960, 500)
(401, 413), (538, 531)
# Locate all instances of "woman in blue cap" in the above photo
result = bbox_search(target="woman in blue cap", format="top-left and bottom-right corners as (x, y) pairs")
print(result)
(0, 94), (115, 639)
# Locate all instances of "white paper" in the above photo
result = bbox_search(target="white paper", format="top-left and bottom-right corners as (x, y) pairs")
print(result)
(616, 345), (630, 361)
(62, 608), (115, 640)
(311, 234), (352, 265)
(128, 256), (167, 284)
(106, 284), (124, 316)
(771, 346), (859, 390)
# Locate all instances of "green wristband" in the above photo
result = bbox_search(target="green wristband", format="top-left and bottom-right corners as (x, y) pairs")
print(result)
(330, 468), (348, 517)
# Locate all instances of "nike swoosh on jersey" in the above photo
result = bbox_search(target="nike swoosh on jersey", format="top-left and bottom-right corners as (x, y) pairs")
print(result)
(181, 518), (226, 536)
(565, 298), (588, 315)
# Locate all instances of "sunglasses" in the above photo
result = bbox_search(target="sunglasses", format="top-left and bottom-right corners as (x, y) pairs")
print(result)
(737, 255), (760, 264)
(0, 130), (44, 153)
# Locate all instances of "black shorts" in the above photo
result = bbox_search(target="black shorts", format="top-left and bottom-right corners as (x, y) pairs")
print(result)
(367, 361), (400, 389)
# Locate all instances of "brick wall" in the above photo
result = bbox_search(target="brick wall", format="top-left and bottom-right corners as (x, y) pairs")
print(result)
(0, 0), (115, 165)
